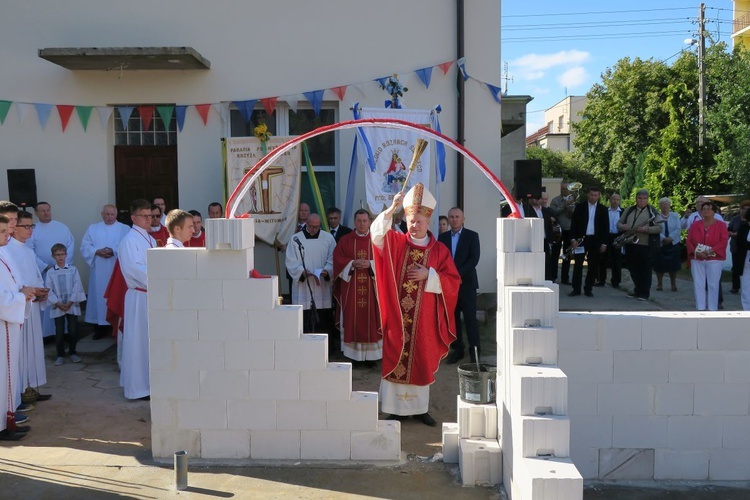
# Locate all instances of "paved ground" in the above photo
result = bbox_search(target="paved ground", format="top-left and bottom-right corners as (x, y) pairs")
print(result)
(0, 265), (747, 499)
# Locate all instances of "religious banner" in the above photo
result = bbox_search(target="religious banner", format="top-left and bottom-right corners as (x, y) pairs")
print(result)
(356, 107), (433, 213)
(224, 136), (301, 246)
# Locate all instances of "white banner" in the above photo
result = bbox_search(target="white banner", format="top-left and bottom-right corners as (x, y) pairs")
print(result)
(357, 108), (432, 213)
(225, 136), (301, 246)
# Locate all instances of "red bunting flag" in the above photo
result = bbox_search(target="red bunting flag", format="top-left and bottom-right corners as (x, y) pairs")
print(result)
(330, 86), (347, 101)
(438, 61), (453, 75)
(57, 105), (75, 132)
(261, 97), (277, 116)
(194, 104), (212, 125)
(138, 105), (155, 131)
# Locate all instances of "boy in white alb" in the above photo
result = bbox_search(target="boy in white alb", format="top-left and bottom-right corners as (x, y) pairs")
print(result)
(164, 210), (195, 248)
(45, 243), (86, 366)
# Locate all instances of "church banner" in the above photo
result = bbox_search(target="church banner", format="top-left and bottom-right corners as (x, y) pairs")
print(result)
(356, 107), (432, 213)
(224, 136), (301, 246)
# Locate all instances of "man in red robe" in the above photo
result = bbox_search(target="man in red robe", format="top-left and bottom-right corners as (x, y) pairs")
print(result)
(371, 183), (460, 427)
(149, 205), (169, 248)
(333, 209), (381, 365)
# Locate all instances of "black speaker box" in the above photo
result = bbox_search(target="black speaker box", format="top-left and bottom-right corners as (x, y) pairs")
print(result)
(514, 159), (542, 200)
(7, 169), (38, 209)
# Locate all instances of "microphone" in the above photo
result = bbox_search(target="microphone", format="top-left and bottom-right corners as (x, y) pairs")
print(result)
(293, 236), (303, 249)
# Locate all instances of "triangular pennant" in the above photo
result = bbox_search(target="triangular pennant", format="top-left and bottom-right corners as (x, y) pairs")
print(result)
(438, 61), (453, 75)
(303, 90), (325, 117)
(415, 67), (433, 89)
(16, 103), (32, 126)
(117, 106), (134, 130)
(283, 95), (299, 114)
(0, 101), (11, 125)
(138, 105), (155, 131)
(96, 106), (113, 129)
(261, 97), (277, 116)
(216, 103), (229, 125)
(156, 105), (174, 130)
(330, 86), (347, 101)
(457, 57), (469, 81)
(34, 103), (54, 129)
(374, 77), (388, 88)
(486, 83), (503, 105)
(76, 106), (94, 132)
(57, 105), (75, 132)
(232, 99), (257, 123)
(175, 105), (187, 132)
(194, 104), (212, 125)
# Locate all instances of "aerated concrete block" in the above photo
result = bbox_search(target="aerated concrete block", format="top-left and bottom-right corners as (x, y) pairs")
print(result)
(275, 334), (328, 371)
(199, 370), (249, 400)
(512, 326), (557, 366)
(227, 399), (276, 430)
(497, 217), (545, 254)
(599, 448), (654, 480)
(457, 396), (498, 439)
(205, 217), (255, 250)
(442, 422), (459, 464)
(175, 340), (225, 371)
(248, 305), (303, 340)
(198, 310), (249, 340)
(149, 309), (199, 341)
(201, 430), (250, 459)
(277, 400), (327, 430)
(172, 278), (223, 310)
(458, 437), (502, 486)
(150, 398), (178, 427)
(654, 449), (709, 480)
(505, 287), (557, 329)
(150, 369), (200, 400)
(249, 370), (299, 400)
(152, 427), (201, 459)
(224, 340), (275, 371)
(197, 248), (254, 280)
(641, 312), (697, 350)
(250, 430), (300, 459)
(497, 251), (546, 286)
(147, 247), (199, 279)
(516, 456), (583, 499)
(149, 339), (175, 371)
(350, 420), (401, 461)
(179, 399), (227, 430)
(300, 363), (352, 401)
(516, 415), (570, 458)
(223, 276), (278, 311)
(327, 391), (379, 431)
(147, 279), (172, 311)
(301, 430), (352, 460)
(510, 365), (569, 417)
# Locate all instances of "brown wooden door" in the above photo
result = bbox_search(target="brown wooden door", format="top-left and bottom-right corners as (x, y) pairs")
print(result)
(115, 146), (178, 212)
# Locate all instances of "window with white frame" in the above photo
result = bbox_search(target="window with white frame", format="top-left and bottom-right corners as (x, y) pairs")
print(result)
(229, 103), (337, 213)
(114, 106), (177, 146)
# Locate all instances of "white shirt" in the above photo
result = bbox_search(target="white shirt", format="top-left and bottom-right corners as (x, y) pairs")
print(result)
(586, 203), (597, 235)
(165, 237), (184, 248)
(608, 207), (622, 234)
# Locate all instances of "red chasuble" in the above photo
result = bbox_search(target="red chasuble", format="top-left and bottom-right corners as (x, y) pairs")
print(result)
(373, 230), (460, 386)
(186, 230), (205, 247)
(333, 232), (381, 345)
(151, 226), (169, 247)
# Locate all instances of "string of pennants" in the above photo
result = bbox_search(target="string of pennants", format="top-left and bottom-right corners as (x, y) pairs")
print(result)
(0, 57), (501, 133)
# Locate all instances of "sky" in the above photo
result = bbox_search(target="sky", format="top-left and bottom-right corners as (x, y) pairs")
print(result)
(501, 0), (735, 135)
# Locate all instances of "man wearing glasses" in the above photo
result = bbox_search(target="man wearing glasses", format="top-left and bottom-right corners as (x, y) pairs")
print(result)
(149, 205), (169, 248)
(116, 199), (156, 400)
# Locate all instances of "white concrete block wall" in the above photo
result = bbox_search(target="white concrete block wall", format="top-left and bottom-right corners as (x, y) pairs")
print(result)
(442, 422), (460, 464)
(150, 219), (399, 462)
(512, 327), (557, 366)
(510, 365), (568, 417)
(497, 217), (545, 254)
(516, 456), (583, 499)
(559, 310), (750, 481)
(505, 287), (557, 329)
(459, 437), (503, 486)
(457, 397), (498, 439)
(517, 415), (570, 458)
(497, 251), (546, 286)
(205, 217), (255, 250)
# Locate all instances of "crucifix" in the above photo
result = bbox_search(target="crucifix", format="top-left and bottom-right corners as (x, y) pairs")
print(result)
(249, 165), (285, 213)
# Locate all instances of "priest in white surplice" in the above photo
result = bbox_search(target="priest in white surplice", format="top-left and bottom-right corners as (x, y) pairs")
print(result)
(26, 202), (74, 338)
(285, 213), (336, 335)
(9, 211), (50, 402)
(80, 204), (129, 339)
(117, 199), (155, 400)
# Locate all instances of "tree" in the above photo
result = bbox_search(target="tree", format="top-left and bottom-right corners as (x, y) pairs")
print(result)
(525, 146), (600, 191)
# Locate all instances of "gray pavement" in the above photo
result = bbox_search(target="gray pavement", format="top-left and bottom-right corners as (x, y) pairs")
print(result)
(1, 266), (748, 499)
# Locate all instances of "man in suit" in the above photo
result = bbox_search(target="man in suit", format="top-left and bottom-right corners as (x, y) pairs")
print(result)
(568, 186), (608, 297)
(439, 207), (481, 363)
(327, 207), (352, 243)
(523, 195), (555, 281)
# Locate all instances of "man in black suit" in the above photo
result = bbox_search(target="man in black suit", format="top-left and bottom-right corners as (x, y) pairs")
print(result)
(326, 207), (351, 243)
(523, 195), (555, 281)
(568, 186), (609, 297)
(439, 207), (481, 363)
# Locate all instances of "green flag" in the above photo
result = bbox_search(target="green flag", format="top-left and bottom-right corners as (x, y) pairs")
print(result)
(157, 105), (174, 130)
(0, 101), (11, 125)
(75, 106), (94, 131)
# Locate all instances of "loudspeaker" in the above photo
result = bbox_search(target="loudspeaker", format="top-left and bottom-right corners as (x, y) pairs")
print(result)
(7, 169), (38, 209)
(514, 159), (542, 200)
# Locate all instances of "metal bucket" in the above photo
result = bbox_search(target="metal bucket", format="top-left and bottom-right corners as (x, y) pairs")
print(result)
(457, 363), (497, 404)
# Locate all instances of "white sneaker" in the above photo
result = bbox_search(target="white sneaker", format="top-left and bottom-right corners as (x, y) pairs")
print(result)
(54, 357), (64, 366)
(70, 354), (82, 363)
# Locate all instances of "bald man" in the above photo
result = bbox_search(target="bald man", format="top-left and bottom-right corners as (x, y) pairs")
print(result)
(80, 204), (130, 339)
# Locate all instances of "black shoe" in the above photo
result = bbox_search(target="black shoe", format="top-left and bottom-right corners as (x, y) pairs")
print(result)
(138, 396), (151, 401)
(14, 425), (30, 433)
(416, 413), (437, 427)
(446, 351), (464, 364)
(386, 414), (407, 421)
(611, 283), (620, 289)
(584, 290), (594, 297)
(567, 290), (581, 297)
(626, 292), (636, 298)
(0, 430), (26, 441)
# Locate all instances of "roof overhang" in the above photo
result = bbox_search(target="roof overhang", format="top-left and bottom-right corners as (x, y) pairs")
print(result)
(38, 47), (210, 70)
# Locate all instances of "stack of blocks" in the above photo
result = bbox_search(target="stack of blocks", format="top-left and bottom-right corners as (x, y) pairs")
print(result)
(147, 218), (400, 461)
(441, 217), (583, 495)
(496, 218), (582, 499)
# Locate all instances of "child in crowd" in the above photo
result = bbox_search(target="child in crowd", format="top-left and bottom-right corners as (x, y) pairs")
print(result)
(165, 210), (196, 248)
(45, 243), (86, 366)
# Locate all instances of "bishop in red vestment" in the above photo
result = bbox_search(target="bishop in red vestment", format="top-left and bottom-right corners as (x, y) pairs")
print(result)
(371, 183), (460, 426)
(333, 209), (382, 363)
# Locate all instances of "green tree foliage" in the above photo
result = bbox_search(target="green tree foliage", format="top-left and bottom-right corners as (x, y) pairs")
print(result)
(572, 43), (750, 213)
(525, 146), (600, 191)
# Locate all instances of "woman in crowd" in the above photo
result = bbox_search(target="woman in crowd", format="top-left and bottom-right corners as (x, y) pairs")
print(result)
(686, 201), (728, 311)
(654, 197), (682, 292)
(736, 206), (750, 310)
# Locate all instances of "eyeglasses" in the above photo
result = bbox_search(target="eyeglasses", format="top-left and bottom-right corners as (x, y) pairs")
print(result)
(16, 224), (36, 229)
(151, 215), (161, 219)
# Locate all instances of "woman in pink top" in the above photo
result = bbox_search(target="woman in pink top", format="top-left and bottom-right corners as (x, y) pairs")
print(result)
(686, 202), (728, 311)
